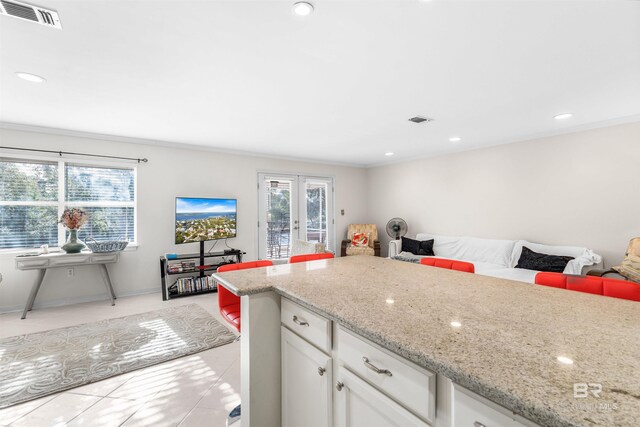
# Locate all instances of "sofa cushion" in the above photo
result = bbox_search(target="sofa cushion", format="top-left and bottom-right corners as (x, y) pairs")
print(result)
(401, 236), (434, 256)
(351, 232), (370, 247)
(515, 246), (574, 273)
(416, 233), (515, 267)
(346, 245), (374, 256)
(511, 240), (601, 274)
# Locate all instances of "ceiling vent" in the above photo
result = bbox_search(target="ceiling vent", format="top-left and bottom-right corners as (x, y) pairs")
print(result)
(408, 116), (434, 124)
(0, 0), (61, 29)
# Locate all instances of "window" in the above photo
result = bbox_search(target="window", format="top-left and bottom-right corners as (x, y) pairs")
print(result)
(0, 157), (136, 250)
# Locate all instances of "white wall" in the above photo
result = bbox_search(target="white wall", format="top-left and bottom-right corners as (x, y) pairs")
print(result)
(0, 128), (368, 313)
(367, 121), (640, 266)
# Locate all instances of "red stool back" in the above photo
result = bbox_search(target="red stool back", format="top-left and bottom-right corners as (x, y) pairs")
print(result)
(535, 272), (640, 302)
(289, 252), (335, 264)
(419, 257), (475, 273)
(216, 260), (273, 332)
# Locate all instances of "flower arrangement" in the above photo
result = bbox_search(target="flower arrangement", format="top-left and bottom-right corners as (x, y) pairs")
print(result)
(59, 208), (88, 230)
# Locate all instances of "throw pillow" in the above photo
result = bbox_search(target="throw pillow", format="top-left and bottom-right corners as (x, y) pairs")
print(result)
(613, 238), (640, 283)
(401, 236), (435, 256)
(351, 232), (369, 247)
(515, 246), (574, 273)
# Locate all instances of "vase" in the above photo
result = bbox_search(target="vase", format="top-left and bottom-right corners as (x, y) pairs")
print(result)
(62, 229), (86, 254)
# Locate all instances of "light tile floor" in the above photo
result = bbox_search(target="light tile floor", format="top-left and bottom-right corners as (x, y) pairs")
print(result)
(0, 293), (241, 427)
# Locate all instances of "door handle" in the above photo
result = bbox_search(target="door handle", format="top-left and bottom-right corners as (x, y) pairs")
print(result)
(362, 357), (392, 376)
(292, 315), (309, 327)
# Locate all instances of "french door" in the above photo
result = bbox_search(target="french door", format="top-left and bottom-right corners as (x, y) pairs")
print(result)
(258, 173), (334, 260)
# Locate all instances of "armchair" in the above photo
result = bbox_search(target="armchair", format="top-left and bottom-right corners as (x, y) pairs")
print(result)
(341, 223), (381, 257)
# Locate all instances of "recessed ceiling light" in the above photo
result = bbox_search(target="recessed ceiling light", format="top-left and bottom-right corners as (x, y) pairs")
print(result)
(385, 298), (395, 304)
(385, 152), (394, 156)
(15, 72), (46, 83)
(553, 113), (573, 120)
(449, 136), (462, 143)
(557, 356), (574, 365)
(293, 2), (314, 16)
(450, 321), (462, 328)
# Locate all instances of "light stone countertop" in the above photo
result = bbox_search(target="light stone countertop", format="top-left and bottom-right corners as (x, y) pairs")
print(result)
(212, 256), (640, 427)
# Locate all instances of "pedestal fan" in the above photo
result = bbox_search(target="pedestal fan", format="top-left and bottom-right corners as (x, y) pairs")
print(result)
(386, 218), (408, 240)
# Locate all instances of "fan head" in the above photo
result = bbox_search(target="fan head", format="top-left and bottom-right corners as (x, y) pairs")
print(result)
(386, 217), (408, 239)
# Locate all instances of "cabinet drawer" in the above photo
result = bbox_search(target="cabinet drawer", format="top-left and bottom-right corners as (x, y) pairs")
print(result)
(91, 253), (119, 263)
(49, 255), (89, 266)
(453, 384), (535, 427)
(281, 298), (331, 353)
(15, 258), (49, 269)
(336, 326), (435, 425)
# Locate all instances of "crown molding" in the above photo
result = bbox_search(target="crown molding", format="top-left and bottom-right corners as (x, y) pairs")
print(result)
(0, 122), (365, 169)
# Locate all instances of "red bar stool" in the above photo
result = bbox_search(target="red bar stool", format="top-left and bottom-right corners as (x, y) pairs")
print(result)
(289, 252), (335, 263)
(215, 259), (273, 425)
(419, 257), (475, 273)
(535, 272), (640, 302)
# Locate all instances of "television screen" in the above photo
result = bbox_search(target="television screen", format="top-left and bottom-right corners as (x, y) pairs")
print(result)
(175, 197), (237, 244)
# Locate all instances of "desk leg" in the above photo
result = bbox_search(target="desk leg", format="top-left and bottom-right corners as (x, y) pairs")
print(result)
(99, 264), (116, 306)
(22, 269), (46, 320)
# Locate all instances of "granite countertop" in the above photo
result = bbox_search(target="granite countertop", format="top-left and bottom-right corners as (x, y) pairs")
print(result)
(212, 256), (640, 427)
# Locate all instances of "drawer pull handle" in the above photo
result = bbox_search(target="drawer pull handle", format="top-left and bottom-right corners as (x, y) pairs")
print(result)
(362, 357), (392, 377)
(473, 422), (486, 427)
(336, 381), (344, 391)
(292, 315), (309, 327)
(318, 367), (326, 376)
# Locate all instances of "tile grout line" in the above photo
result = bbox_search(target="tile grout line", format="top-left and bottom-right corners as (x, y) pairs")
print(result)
(6, 394), (60, 426)
(63, 394), (106, 425)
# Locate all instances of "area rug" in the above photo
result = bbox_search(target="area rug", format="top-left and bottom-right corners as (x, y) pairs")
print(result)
(0, 303), (236, 408)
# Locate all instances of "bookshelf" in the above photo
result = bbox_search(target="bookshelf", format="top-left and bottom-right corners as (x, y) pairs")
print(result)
(159, 249), (244, 300)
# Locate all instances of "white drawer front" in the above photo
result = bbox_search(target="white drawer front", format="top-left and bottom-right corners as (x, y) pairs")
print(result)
(453, 384), (530, 427)
(90, 253), (119, 263)
(281, 298), (331, 353)
(49, 255), (89, 266)
(15, 258), (49, 269)
(336, 326), (435, 425)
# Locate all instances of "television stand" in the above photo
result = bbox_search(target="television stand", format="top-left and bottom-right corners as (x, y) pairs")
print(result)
(159, 244), (245, 301)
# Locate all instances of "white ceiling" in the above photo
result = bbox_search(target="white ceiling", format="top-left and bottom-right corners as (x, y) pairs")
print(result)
(1, 0), (639, 166)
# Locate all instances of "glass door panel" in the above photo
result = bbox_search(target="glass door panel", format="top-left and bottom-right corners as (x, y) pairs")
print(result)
(258, 173), (333, 260)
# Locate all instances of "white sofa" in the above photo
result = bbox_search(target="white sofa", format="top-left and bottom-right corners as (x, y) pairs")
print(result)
(389, 233), (603, 283)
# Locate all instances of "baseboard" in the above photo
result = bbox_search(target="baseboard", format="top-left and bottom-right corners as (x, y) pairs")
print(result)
(0, 287), (160, 314)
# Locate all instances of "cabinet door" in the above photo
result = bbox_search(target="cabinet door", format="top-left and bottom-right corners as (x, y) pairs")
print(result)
(282, 326), (333, 427)
(335, 366), (429, 427)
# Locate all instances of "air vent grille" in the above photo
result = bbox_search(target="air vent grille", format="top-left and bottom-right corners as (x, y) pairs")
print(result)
(408, 116), (434, 124)
(0, 0), (61, 29)
(1, 0), (36, 20)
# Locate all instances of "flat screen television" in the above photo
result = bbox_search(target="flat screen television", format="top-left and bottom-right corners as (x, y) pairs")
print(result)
(175, 197), (237, 244)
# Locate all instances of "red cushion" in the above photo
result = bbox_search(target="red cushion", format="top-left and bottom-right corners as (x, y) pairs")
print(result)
(289, 253), (335, 264)
(216, 260), (274, 332)
(535, 272), (640, 302)
(419, 257), (475, 273)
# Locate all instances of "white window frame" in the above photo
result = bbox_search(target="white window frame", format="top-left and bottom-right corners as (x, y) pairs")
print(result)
(0, 152), (138, 254)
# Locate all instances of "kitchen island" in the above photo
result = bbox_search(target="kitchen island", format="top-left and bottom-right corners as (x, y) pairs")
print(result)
(212, 256), (640, 427)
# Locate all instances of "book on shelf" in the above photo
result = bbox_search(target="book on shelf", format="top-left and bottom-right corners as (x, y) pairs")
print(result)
(167, 260), (199, 273)
(169, 275), (218, 295)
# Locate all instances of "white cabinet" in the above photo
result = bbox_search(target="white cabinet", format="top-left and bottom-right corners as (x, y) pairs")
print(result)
(281, 326), (333, 427)
(453, 384), (535, 427)
(334, 366), (430, 427)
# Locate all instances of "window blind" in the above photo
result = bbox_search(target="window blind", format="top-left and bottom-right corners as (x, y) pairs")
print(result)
(0, 158), (136, 250)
